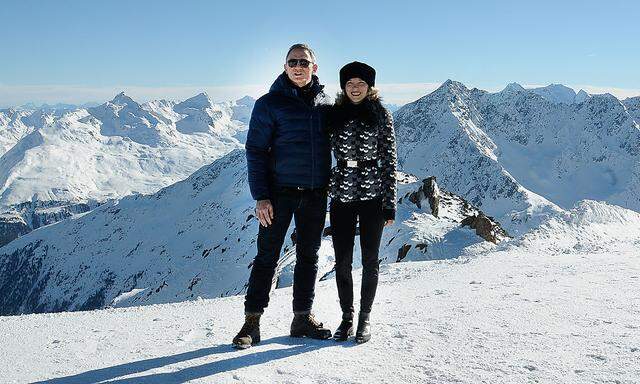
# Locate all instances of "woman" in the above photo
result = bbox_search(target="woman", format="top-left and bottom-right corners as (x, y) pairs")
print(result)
(327, 61), (397, 343)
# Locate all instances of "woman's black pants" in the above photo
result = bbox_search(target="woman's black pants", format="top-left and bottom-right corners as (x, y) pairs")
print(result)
(330, 198), (385, 314)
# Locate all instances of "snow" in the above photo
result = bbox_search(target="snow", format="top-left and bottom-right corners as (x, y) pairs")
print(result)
(1, 203), (638, 383)
(110, 288), (148, 306)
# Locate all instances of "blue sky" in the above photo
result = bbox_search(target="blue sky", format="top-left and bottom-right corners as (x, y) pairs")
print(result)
(1, 0), (638, 106)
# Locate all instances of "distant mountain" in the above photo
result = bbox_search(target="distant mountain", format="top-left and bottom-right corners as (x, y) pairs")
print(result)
(394, 80), (640, 234)
(16, 102), (100, 112)
(87, 92), (165, 146)
(0, 108), (40, 156)
(383, 103), (402, 113)
(0, 93), (255, 245)
(623, 96), (640, 123)
(530, 84), (577, 104)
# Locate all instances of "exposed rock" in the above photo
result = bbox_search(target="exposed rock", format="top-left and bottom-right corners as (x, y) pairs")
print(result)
(0, 200), (98, 247)
(0, 215), (30, 247)
(407, 177), (440, 217)
(461, 213), (509, 244)
(400, 173), (509, 248)
(397, 244), (412, 262)
(415, 243), (428, 253)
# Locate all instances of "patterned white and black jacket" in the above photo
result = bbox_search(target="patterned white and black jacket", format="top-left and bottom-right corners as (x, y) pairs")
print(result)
(327, 98), (398, 220)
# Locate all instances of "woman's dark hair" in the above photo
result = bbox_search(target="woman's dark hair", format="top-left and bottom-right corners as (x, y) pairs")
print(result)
(327, 87), (385, 135)
(335, 86), (380, 106)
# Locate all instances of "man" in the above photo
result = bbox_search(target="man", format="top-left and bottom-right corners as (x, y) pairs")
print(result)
(232, 43), (332, 349)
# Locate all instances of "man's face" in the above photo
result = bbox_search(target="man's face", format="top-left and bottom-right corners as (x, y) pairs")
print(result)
(284, 48), (317, 87)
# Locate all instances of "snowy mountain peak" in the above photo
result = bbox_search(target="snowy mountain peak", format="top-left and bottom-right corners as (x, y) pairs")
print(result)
(419, 80), (470, 104)
(538, 83), (575, 93)
(586, 92), (624, 109)
(502, 82), (526, 94)
(231, 96), (256, 126)
(439, 79), (468, 93)
(236, 95), (256, 106)
(85, 93), (164, 145)
(575, 89), (591, 103)
(110, 92), (137, 107)
(530, 84), (577, 104)
(177, 92), (213, 110)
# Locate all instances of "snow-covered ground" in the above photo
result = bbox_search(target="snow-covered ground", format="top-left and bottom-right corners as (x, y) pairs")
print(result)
(2, 201), (638, 383)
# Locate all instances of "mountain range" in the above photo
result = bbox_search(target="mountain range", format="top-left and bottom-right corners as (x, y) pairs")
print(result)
(0, 93), (254, 245)
(394, 81), (640, 234)
(0, 81), (638, 315)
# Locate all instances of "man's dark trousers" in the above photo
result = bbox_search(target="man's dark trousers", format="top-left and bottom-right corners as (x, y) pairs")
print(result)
(244, 186), (327, 314)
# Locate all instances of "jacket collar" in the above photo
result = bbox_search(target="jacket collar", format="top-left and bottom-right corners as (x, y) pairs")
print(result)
(269, 72), (324, 101)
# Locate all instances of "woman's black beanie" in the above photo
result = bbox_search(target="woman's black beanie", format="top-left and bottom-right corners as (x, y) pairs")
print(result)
(340, 61), (376, 89)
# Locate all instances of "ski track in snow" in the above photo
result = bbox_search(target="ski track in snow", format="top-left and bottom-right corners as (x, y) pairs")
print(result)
(2, 240), (638, 383)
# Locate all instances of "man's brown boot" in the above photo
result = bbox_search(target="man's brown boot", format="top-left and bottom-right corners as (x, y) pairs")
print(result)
(232, 313), (261, 349)
(290, 313), (332, 339)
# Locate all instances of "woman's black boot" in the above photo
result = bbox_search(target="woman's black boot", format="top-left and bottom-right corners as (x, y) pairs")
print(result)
(333, 312), (354, 341)
(355, 311), (371, 344)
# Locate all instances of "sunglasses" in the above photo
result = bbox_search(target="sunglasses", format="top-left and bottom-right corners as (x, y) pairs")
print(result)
(287, 59), (312, 68)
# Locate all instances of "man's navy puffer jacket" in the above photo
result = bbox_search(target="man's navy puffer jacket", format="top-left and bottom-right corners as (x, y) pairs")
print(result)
(245, 72), (332, 200)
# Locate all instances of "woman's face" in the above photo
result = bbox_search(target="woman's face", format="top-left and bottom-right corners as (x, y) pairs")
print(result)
(345, 78), (368, 104)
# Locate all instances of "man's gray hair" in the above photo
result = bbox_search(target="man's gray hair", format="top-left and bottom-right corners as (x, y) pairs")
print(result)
(285, 43), (316, 62)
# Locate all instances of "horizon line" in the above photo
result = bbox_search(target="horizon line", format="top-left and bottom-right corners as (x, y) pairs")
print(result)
(1, 81), (639, 109)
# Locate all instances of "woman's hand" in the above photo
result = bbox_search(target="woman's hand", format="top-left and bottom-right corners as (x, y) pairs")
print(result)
(384, 219), (394, 227)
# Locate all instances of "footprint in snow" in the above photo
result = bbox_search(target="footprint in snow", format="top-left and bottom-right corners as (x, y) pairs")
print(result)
(392, 331), (407, 339)
(586, 354), (607, 362)
(176, 329), (199, 343)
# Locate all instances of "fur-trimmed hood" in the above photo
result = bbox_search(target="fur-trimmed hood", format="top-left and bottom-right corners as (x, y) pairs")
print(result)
(327, 97), (388, 134)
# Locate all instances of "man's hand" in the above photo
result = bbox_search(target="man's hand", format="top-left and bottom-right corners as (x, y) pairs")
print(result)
(256, 199), (274, 227)
(384, 219), (394, 227)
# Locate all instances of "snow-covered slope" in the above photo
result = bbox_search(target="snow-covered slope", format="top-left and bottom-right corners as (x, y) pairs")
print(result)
(0, 149), (258, 315)
(514, 199), (640, 252)
(624, 96), (640, 123)
(394, 80), (640, 234)
(0, 149), (506, 316)
(2, 201), (638, 383)
(0, 108), (39, 156)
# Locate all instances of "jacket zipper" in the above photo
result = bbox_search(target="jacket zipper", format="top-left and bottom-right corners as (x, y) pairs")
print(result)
(310, 111), (315, 190)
